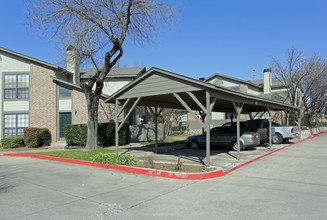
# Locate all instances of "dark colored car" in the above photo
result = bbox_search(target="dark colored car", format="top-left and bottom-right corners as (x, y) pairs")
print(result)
(185, 126), (261, 150)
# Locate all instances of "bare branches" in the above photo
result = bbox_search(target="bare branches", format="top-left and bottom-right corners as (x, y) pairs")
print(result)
(271, 47), (327, 125)
(26, 0), (176, 151)
(26, 0), (175, 71)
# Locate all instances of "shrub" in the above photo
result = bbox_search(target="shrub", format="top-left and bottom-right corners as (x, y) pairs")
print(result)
(23, 128), (52, 148)
(92, 153), (137, 166)
(65, 124), (87, 146)
(98, 123), (114, 146)
(24, 128), (41, 148)
(40, 128), (52, 146)
(320, 122), (327, 127)
(172, 126), (187, 131)
(65, 122), (129, 146)
(1, 137), (25, 148)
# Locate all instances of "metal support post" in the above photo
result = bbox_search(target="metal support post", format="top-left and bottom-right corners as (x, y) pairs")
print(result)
(267, 107), (273, 149)
(115, 99), (119, 155)
(205, 91), (210, 166)
(155, 107), (158, 154)
(232, 102), (244, 160)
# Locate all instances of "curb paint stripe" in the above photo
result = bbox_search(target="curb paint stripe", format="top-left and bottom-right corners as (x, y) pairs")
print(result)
(0, 152), (223, 180)
(1, 130), (326, 180)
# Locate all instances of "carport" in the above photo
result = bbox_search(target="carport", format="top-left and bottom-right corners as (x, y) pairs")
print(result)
(105, 67), (300, 166)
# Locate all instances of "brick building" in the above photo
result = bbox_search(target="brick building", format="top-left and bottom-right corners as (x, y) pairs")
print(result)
(0, 47), (145, 142)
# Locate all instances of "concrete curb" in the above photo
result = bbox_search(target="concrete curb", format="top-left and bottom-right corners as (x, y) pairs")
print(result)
(1, 130), (326, 180)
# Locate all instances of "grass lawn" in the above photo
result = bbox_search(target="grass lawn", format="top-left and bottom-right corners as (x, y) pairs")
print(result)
(26, 134), (193, 162)
(28, 149), (118, 162)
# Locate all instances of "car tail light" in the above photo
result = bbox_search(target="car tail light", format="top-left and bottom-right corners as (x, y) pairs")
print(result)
(251, 134), (255, 140)
(267, 129), (269, 137)
(291, 127), (294, 133)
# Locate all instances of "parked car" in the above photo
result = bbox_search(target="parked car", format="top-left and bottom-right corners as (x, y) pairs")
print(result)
(185, 126), (261, 151)
(244, 120), (275, 144)
(244, 119), (298, 144)
(222, 121), (275, 145)
(270, 121), (299, 144)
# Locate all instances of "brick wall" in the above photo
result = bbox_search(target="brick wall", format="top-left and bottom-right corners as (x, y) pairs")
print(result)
(72, 89), (88, 124)
(29, 62), (57, 142)
(72, 89), (116, 124)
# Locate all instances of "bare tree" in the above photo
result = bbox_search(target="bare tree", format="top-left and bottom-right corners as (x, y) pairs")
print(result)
(271, 47), (303, 107)
(271, 47), (327, 127)
(148, 108), (186, 136)
(300, 55), (327, 126)
(26, 0), (175, 151)
(161, 109), (187, 136)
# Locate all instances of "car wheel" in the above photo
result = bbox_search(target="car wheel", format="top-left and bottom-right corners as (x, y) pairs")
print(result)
(190, 140), (200, 150)
(272, 133), (283, 144)
(232, 141), (243, 151)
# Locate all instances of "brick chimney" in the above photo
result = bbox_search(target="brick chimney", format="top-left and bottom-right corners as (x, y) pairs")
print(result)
(66, 45), (80, 85)
(263, 68), (272, 94)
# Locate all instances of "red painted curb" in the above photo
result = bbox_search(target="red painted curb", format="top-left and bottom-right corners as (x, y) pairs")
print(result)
(0, 152), (223, 180)
(1, 130), (326, 180)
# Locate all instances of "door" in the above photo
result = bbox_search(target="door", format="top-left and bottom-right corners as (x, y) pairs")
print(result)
(59, 112), (72, 139)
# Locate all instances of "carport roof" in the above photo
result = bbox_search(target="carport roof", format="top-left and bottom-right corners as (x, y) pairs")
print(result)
(105, 67), (300, 113)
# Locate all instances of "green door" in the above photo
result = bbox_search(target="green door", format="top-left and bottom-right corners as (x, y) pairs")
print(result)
(59, 112), (72, 138)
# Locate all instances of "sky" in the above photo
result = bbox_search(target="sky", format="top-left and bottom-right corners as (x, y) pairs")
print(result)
(1, 0), (327, 81)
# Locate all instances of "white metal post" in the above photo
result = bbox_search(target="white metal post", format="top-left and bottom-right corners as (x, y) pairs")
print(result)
(115, 99), (119, 155)
(155, 107), (158, 154)
(205, 91), (210, 166)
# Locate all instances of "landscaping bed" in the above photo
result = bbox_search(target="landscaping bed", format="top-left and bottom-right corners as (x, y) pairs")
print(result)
(135, 161), (216, 173)
(11, 149), (214, 173)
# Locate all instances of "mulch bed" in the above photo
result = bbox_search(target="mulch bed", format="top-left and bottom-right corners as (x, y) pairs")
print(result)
(135, 161), (216, 173)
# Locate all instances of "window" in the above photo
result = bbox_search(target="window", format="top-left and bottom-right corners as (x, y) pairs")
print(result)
(262, 120), (269, 128)
(4, 74), (29, 99)
(59, 84), (72, 98)
(4, 113), (29, 137)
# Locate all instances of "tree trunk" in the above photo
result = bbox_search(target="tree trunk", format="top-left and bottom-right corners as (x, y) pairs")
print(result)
(296, 109), (304, 139)
(84, 86), (101, 152)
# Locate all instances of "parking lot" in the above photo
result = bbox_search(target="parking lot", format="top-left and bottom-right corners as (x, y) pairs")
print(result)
(121, 140), (300, 172)
(1, 133), (326, 219)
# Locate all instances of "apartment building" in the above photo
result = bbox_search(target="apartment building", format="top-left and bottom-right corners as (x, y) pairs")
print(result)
(0, 47), (145, 142)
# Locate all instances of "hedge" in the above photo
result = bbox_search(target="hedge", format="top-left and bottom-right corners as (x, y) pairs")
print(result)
(92, 153), (137, 166)
(172, 126), (187, 131)
(23, 128), (52, 148)
(1, 137), (25, 148)
(65, 122), (129, 146)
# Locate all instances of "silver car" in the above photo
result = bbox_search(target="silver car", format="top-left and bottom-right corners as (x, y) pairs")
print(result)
(185, 126), (261, 150)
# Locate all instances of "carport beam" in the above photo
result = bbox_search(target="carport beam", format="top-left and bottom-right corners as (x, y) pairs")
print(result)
(232, 102), (244, 160)
(115, 97), (141, 155)
(267, 107), (273, 148)
(155, 107), (158, 154)
(205, 91), (211, 166)
(115, 99), (119, 155)
(148, 107), (164, 154)
(173, 93), (205, 129)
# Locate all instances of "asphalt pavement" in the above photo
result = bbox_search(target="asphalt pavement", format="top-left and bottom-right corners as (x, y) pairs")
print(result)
(0, 132), (327, 219)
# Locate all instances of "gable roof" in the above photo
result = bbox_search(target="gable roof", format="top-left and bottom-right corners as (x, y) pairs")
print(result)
(105, 67), (300, 113)
(250, 77), (286, 88)
(258, 91), (289, 102)
(0, 46), (71, 75)
(80, 67), (146, 79)
(205, 73), (261, 88)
